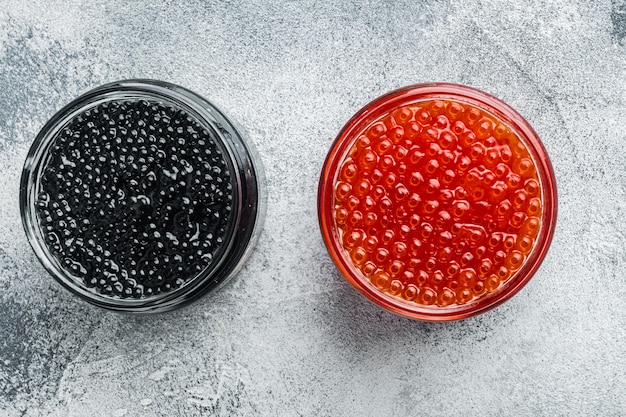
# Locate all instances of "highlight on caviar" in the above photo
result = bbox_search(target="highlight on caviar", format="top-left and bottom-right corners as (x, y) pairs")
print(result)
(318, 83), (557, 321)
(20, 80), (264, 313)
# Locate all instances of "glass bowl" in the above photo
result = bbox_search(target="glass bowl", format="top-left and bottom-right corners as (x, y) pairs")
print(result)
(318, 83), (557, 321)
(20, 79), (265, 313)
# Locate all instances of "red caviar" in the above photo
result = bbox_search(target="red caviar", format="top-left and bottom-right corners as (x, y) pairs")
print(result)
(318, 83), (557, 321)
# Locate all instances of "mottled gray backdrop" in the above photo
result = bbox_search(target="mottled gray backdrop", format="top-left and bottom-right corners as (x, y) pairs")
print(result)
(1, 1), (625, 416)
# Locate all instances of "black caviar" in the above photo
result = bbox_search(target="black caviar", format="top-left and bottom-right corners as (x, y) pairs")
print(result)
(34, 99), (235, 299)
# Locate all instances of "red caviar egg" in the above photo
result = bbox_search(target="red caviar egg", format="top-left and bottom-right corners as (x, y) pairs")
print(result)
(319, 83), (557, 321)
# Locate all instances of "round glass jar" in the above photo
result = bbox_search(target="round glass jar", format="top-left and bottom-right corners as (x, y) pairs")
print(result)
(318, 83), (557, 321)
(20, 79), (264, 313)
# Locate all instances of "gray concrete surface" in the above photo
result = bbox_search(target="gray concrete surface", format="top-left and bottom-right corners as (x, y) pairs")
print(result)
(1, 0), (625, 416)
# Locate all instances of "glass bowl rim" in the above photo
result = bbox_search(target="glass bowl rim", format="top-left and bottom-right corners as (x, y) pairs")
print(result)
(20, 79), (264, 313)
(317, 82), (558, 321)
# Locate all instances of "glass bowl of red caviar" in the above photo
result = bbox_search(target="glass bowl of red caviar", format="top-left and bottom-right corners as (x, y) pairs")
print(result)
(318, 83), (557, 321)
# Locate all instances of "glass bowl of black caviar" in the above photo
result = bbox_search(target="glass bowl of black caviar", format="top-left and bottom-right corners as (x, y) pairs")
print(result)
(20, 80), (264, 313)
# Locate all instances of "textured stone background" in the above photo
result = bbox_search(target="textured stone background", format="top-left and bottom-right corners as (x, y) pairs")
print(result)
(1, 0), (625, 416)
